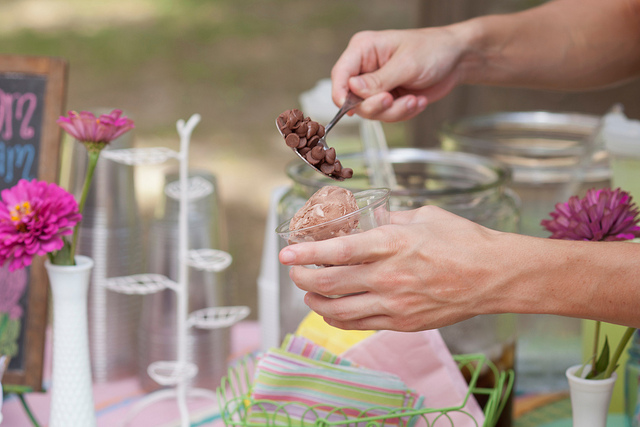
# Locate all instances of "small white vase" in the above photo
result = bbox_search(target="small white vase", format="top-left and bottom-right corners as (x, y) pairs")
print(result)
(566, 364), (617, 427)
(45, 255), (97, 427)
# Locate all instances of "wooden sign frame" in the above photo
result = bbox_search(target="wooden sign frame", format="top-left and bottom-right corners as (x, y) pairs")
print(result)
(0, 55), (67, 392)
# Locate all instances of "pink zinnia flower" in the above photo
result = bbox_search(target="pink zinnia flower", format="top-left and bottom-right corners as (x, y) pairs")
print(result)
(56, 109), (134, 144)
(541, 187), (640, 241)
(0, 179), (81, 271)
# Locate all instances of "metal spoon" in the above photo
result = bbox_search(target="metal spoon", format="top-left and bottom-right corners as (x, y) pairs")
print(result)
(319, 91), (364, 148)
(277, 91), (363, 181)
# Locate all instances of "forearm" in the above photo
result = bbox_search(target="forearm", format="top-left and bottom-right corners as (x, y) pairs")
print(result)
(456, 0), (640, 90)
(492, 233), (640, 328)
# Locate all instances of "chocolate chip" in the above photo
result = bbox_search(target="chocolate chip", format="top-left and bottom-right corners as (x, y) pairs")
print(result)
(340, 167), (354, 179)
(325, 147), (336, 164)
(307, 135), (320, 148)
(286, 112), (298, 128)
(311, 145), (325, 161)
(299, 147), (311, 156)
(305, 150), (320, 165)
(285, 133), (299, 148)
(297, 137), (307, 149)
(295, 121), (308, 136)
(320, 162), (335, 175)
(333, 160), (342, 173)
(306, 121), (319, 139)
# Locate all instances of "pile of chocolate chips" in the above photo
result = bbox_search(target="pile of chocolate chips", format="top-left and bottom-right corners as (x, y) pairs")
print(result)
(277, 109), (353, 180)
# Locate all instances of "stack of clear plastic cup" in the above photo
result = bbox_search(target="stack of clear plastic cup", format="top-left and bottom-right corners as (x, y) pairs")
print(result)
(138, 170), (231, 392)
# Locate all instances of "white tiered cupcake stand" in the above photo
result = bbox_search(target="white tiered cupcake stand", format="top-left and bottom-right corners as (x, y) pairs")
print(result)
(101, 114), (250, 427)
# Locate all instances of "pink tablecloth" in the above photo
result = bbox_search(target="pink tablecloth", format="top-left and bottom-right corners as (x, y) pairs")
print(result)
(1, 321), (261, 427)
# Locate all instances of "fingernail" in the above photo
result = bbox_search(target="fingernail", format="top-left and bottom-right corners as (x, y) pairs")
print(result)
(417, 96), (427, 109)
(304, 293), (310, 306)
(382, 95), (392, 109)
(280, 249), (295, 264)
(406, 97), (417, 110)
(350, 76), (366, 91)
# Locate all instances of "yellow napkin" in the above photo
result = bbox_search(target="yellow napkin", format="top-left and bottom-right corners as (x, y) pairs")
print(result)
(295, 311), (375, 354)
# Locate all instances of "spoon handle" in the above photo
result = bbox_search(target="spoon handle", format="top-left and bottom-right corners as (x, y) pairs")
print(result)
(323, 91), (363, 135)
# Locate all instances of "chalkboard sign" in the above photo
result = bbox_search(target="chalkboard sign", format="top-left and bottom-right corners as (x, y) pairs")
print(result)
(0, 55), (67, 392)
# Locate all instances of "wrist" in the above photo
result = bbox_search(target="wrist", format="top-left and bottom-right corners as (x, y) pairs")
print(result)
(444, 16), (494, 86)
(489, 235), (640, 326)
(482, 232), (560, 316)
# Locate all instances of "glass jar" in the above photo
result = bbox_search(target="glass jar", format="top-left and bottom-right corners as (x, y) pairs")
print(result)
(278, 148), (520, 426)
(440, 111), (612, 397)
(279, 148), (520, 232)
(439, 111), (610, 238)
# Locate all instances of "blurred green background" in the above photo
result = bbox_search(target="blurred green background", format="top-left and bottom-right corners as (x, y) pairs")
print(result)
(0, 0), (419, 316)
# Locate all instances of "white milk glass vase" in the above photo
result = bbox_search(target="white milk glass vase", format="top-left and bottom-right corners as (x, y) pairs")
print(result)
(45, 255), (97, 427)
(566, 364), (617, 427)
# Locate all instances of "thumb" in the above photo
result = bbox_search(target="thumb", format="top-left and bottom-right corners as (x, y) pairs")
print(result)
(348, 57), (411, 98)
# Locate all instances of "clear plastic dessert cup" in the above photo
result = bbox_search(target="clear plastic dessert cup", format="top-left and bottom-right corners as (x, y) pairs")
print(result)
(276, 188), (390, 298)
(276, 188), (391, 244)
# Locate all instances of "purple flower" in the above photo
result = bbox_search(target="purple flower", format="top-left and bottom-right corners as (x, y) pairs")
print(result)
(541, 188), (640, 242)
(0, 179), (81, 271)
(56, 109), (134, 144)
(54, 108), (133, 265)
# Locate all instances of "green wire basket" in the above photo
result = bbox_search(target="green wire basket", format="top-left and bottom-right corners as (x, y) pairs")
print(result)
(216, 353), (514, 427)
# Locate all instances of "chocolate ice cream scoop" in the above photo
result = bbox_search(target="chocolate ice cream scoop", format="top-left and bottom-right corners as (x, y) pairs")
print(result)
(276, 187), (391, 247)
(289, 186), (359, 234)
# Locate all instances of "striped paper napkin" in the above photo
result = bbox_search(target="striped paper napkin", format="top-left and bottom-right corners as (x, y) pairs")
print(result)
(247, 334), (423, 426)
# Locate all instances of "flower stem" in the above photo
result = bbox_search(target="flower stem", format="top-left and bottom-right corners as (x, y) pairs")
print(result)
(591, 320), (601, 376)
(70, 149), (101, 262)
(605, 326), (635, 378)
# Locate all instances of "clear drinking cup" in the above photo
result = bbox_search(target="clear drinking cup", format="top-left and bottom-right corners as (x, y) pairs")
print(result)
(276, 188), (391, 298)
(275, 188), (390, 298)
(276, 188), (391, 245)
